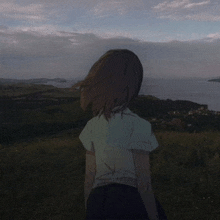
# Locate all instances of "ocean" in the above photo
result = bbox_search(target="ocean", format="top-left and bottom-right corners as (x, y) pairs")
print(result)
(44, 77), (220, 112)
(140, 78), (220, 112)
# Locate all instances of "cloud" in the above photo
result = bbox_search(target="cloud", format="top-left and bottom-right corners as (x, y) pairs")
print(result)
(207, 32), (220, 39)
(153, 0), (189, 11)
(90, 0), (146, 17)
(0, 0), (69, 26)
(184, 0), (210, 8)
(1, 28), (220, 79)
(12, 25), (72, 37)
(0, 28), (104, 78)
(153, 0), (210, 11)
(159, 13), (220, 21)
(185, 13), (220, 21)
(194, 32), (220, 42)
(1, 0), (148, 25)
(0, 1), (46, 22)
(152, 0), (220, 21)
(92, 1), (128, 17)
(0, 25), (8, 30)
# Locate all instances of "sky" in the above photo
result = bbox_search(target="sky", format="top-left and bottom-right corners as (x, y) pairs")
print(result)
(1, 0), (220, 79)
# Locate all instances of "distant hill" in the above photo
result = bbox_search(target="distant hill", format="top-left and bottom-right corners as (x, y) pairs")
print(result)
(1, 83), (220, 145)
(208, 78), (220, 82)
(0, 78), (67, 85)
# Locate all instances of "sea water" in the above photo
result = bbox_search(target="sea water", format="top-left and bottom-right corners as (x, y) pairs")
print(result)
(139, 78), (220, 112)
(44, 77), (220, 112)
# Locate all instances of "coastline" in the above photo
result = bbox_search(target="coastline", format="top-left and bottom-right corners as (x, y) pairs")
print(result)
(1, 77), (220, 112)
(1, 83), (220, 145)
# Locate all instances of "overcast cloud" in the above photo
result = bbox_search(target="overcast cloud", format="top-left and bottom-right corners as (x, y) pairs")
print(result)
(1, 0), (220, 79)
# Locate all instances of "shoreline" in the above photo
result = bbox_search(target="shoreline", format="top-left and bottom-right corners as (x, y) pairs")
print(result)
(1, 78), (220, 112)
(0, 83), (220, 145)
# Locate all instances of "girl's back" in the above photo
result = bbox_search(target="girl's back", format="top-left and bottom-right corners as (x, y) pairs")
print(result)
(73, 49), (167, 219)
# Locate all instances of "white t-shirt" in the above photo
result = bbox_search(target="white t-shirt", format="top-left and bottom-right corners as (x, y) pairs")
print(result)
(79, 106), (159, 189)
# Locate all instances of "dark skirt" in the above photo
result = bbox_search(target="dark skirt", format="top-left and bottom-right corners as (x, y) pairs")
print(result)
(85, 183), (167, 220)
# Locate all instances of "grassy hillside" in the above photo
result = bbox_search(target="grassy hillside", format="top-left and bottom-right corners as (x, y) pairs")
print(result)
(0, 84), (220, 219)
(151, 131), (220, 220)
(1, 131), (220, 220)
(1, 83), (220, 145)
(0, 84), (88, 145)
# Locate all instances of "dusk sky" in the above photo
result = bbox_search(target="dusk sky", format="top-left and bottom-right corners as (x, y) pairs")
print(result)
(1, 0), (220, 79)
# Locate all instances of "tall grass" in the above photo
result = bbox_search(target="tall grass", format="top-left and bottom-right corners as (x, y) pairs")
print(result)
(1, 130), (220, 219)
(0, 129), (86, 220)
(152, 131), (220, 220)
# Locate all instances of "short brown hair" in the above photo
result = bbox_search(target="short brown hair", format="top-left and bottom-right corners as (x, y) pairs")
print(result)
(72, 49), (143, 122)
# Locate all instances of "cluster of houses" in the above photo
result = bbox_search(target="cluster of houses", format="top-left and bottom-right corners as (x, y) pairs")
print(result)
(168, 107), (220, 116)
(149, 106), (220, 132)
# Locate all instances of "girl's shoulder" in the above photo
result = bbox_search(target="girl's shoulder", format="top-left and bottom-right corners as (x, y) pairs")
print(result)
(124, 108), (151, 125)
(88, 108), (151, 129)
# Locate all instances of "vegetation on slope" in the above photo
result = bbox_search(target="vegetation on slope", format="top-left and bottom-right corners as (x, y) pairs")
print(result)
(0, 84), (220, 220)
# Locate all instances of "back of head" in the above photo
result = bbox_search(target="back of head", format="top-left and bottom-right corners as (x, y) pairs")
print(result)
(72, 49), (143, 122)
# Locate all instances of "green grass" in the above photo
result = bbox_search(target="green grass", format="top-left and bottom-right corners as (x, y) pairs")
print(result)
(152, 132), (220, 220)
(0, 129), (86, 220)
(1, 84), (220, 219)
(1, 131), (220, 220)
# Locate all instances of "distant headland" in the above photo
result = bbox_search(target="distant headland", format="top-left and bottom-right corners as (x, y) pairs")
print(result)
(0, 78), (67, 85)
(208, 78), (220, 82)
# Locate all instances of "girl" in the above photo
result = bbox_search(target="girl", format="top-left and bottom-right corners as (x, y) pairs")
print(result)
(72, 49), (167, 219)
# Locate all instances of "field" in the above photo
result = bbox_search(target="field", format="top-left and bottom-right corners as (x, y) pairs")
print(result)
(0, 84), (220, 219)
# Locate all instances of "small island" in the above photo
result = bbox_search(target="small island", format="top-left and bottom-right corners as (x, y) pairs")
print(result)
(208, 78), (220, 82)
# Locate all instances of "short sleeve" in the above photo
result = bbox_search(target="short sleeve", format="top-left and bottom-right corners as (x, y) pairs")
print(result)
(128, 118), (158, 152)
(79, 120), (94, 152)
